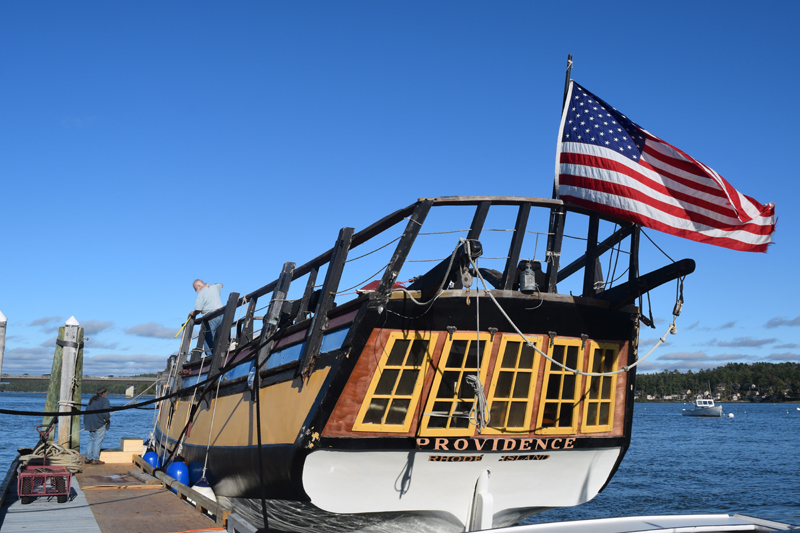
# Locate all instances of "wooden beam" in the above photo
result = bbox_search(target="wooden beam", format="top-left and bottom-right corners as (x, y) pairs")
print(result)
(208, 292), (240, 377)
(544, 207), (566, 293)
(501, 203), (531, 290)
(629, 225), (640, 284)
(582, 215), (600, 297)
(295, 266), (319, 324)
(600, 258), (695, 310)
(299, 227), (354, 376)
(466, 201), (491, 240)
(558, 224), (634, 282)
(257, 262), (295, 367)
(372, 199), (432, 307)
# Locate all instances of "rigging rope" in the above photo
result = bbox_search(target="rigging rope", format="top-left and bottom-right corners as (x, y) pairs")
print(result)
(459, 238), (681, 378)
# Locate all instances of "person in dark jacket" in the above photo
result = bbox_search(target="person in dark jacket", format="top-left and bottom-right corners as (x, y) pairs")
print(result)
(84, 387), (111, 465)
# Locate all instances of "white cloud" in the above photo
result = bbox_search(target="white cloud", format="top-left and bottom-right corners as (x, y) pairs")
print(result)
(125, 322), (179, 339)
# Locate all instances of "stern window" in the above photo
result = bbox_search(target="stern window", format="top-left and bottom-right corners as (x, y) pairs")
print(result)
(420, 332), (494, 437)
(484, 335), (543, 434)
(352, 331), (437, 433)
(582, 342), (619, 433)
(536, 338), (583, 435)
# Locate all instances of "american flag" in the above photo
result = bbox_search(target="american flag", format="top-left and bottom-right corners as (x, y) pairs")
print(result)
(556, 81), (775, 253)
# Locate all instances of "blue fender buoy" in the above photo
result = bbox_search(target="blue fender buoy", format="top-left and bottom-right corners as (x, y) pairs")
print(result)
(143, 451), (160, 468)
(167, 460), (190, 489)
(188, 461), (205, 485)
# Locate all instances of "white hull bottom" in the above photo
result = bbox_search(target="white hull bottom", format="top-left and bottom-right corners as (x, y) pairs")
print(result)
(248, 447), (625, 532)
(682, 406), (723, 417)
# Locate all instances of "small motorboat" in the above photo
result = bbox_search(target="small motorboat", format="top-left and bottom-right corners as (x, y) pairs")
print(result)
(683, 397), (723, 417)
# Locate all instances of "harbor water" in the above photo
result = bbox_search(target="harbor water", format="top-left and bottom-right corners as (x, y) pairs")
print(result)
(0, 394), (797, 525)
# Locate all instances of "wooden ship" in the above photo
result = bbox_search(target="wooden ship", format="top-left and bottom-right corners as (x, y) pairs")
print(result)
(152, 195), (695, 532)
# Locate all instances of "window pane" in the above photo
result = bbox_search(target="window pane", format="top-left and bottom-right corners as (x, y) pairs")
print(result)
(519, 344), (535, 369)
(512, 372), (531, 399)
(562, 374), (575, 399)
(586, 403), (598, 425)
(599, 403), (610, 425)
(558, 404), (573, 427)
(501, 342), (520, 368)
(446, 340), (468, 368)
(385, 399), (411, 425)
(437, 371), (460, 398)
(589, 376), (600, 399)
(458, 373), (475, 398)
(551, 345), (564, 365)
(396, 369), (419, 396)
(542, 403), (558, 427)
(495, 371), (514, 399)
(465, 340), (485, 369)
(601, 376), (612, 399)
(374, 369), (399, 395)
(603, 349), (615, 372)
(592, 349), (602, 373)
(566, 345), (578, 369)
(507, 402), (527, 428)
(363, 398), (389, 424)
(428, 402), (451, 428)
(386, 340), (409, 366)
(546, 374), (561, 399)
(406, 340), (429, 366)
(490, 401), (507, 426)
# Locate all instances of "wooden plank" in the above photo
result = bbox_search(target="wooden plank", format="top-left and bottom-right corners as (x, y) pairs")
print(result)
(544, 206), (567, 293)
(126, 469), (160, 484)
(0, 476), (101, 533)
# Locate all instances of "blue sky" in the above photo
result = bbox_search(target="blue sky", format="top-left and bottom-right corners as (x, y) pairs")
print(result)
(1, 2), (798, 376)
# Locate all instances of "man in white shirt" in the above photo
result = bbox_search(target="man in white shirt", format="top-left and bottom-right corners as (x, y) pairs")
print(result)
(190, 279), (224, 356)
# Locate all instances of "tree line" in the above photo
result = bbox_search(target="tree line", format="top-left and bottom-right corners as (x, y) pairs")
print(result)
(0, 375), (158, 396)
(636, 362), (800, 401)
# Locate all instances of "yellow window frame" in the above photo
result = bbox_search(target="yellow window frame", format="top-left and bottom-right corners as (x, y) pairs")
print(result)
(483, 334), (543, 435)
(581, 341), (620, 433)
(535, 337), (584, 435)
(352, 331), (437, 433)
(419, 331), (494, 437)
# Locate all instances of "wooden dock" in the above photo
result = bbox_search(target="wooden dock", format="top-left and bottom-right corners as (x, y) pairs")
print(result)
(0, 446), (235, 533)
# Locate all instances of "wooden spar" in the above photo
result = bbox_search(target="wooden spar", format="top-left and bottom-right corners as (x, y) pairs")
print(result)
(466, 201), (491, 240)
(257, 262), (296, 367)
(629, 225), (641, 283)
(299, 227), (354, 376)
(0, 310), (6, 376)
(501, 202), (531, 290)
(558, 225), (635, 282)
(208, 292), (240, 377)
(172, 316), (195, 392)
(600, 258), (695, 310)
(296, 266), (319, 323)
(372, 199), (432, 307)
(544, 206), (566, 293)
(239, 298), (258, 344)
(583, 215), (600, 297)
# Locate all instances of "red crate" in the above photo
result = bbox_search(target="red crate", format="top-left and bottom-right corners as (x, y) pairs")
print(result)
(17, 465), (72, 504)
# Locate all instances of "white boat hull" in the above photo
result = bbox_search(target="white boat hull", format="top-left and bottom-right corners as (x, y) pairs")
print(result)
(302, 447), (624, 529)
(682, 405), (723, 417)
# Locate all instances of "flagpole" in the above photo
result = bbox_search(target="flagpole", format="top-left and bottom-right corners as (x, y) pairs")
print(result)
(543, 54), (573, 293)
(561, 53), (573, 111)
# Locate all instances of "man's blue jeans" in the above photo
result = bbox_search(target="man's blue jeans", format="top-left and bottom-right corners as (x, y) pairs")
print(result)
(203, 315), (223, 355)
(86, 425), (106, 461)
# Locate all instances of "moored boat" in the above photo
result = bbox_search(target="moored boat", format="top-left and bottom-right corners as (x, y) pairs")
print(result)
(151, 194), (694, 532)
(150, 62), (776, 531)
(683, 397), (723, 417)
